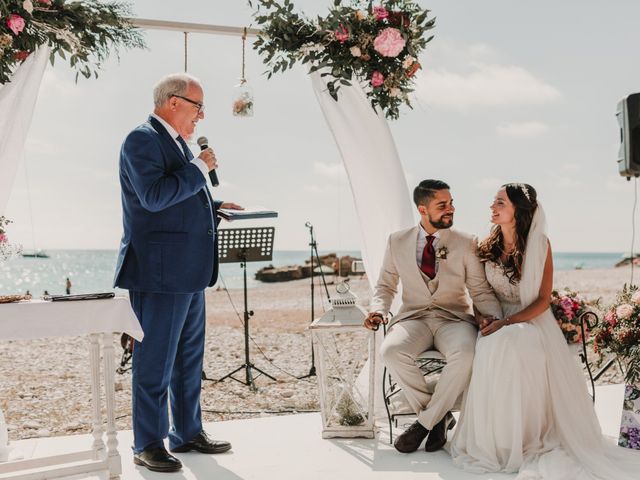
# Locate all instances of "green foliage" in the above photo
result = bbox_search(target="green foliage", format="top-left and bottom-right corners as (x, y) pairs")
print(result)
(0, 0), (145, 84)
(249, 0), (435, 120)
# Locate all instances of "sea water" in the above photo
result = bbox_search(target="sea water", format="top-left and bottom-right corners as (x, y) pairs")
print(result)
(0, 250), (625, 296)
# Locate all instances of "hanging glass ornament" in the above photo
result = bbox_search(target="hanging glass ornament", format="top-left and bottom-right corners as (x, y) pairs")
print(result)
(232, 28), (254, 117)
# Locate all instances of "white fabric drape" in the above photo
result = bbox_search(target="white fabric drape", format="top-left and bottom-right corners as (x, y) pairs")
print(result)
(310, 72), (414, 419)
(0, 46), (50, 214)
(310, 72), (414, 285)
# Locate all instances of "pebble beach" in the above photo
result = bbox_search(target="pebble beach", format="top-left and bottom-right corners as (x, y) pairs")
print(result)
(0, 266), (635, 442)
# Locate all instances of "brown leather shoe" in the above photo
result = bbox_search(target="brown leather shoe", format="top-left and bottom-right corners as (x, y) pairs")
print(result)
(133, 447), (182, 472)
(393, 420), (429, 453)
(170, 431), (232, 454)
(424, 412), (456, 452)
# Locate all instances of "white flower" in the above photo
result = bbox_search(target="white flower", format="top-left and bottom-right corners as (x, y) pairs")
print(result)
(616, 304), (634, 320)
(23, 0), (34, 14)
(402, 55), (415, 69)
(631, 291), (640, 305)
(350, 46), (362, 57)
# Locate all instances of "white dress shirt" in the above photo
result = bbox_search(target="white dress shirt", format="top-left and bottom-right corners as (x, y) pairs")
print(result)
(150, 113), (209, 180)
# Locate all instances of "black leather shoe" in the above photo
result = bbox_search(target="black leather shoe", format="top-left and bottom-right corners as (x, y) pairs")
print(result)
(394, 420), (429, 453)
(424, 412), (456, 452)
(133, 447), (182, 472)
(171, 431), (232, 454)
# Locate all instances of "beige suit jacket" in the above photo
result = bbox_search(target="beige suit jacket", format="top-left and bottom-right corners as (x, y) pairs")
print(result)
(370, 226), (502, 327)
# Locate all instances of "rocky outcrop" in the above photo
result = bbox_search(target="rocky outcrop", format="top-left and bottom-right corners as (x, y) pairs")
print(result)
(255, 254), (363, 282)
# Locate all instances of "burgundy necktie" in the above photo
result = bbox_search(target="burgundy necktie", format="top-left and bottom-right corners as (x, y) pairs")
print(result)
(420, 235), (436, 279)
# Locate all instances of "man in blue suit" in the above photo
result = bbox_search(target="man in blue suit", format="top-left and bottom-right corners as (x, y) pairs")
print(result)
(114, 73), (242, 473)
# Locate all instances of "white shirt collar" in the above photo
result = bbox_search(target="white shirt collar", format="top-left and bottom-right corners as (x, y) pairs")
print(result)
(151, 113), (181, 141)
(419, 223), (440, 239)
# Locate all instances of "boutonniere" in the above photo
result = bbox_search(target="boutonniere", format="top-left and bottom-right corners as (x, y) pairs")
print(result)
(435, 246), (448, 260)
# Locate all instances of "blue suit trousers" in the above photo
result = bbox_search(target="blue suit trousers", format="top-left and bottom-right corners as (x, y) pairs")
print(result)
(130, 291), (205, 453)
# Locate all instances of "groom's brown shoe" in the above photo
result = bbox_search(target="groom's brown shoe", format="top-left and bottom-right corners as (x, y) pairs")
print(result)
(424, 412), (456, 452)
(393, 420), (429, 453)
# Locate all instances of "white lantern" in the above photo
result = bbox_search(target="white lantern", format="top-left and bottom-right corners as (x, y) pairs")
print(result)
(310, 283), (376, 439)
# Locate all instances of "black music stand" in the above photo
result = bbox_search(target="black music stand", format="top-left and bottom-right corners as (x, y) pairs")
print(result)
(216, 227), (277, 391)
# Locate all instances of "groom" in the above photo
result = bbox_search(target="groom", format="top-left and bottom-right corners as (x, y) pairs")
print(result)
(365, 179), (502, 453)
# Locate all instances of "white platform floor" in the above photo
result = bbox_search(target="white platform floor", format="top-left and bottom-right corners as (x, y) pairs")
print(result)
(2, 384), (629, 480)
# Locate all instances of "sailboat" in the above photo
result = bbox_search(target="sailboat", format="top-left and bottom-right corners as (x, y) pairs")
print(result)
(21, 250), (49, 258)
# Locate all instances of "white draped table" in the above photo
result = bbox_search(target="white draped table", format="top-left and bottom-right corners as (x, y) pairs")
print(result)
(0, 297), (143, 480)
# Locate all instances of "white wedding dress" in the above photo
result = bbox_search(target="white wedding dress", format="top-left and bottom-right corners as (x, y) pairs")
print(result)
(450, 205), (640, 480)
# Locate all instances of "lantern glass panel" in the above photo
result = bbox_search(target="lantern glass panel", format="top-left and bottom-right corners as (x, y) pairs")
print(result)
(317, 328), (371, 429)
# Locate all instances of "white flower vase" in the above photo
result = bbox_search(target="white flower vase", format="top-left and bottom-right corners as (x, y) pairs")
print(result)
(232, 81), (254, 117)
(0, 407), (10, 462)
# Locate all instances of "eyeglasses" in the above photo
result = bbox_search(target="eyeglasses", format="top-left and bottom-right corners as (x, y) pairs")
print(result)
(172, 94), (205, 113)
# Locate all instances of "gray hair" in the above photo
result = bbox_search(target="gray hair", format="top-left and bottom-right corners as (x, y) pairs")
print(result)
(153, 73), (201, 108)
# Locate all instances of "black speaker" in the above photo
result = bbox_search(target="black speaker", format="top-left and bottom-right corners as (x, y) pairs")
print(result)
(617, 92), (640, 178)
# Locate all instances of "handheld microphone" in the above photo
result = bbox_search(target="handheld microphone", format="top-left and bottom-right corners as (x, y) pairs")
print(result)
(196, 136), (219, 187)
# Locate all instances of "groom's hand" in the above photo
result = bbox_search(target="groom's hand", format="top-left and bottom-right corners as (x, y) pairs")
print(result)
(364, 312), (386, 331)
(476, 315), (496, 330)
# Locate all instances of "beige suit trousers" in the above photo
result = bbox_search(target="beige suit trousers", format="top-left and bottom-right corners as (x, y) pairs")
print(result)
(380, 314), (478, 430)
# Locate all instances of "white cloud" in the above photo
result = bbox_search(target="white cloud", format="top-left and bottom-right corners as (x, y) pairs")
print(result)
(25, 138), (61, 157)
(313, 161), (346, 180)
(416, 62), (561, 110)
(496, 121), (549, 139)
(561, 163), (580, 172)
(475, 177), (508, 190)
(606, 174), (633, 192)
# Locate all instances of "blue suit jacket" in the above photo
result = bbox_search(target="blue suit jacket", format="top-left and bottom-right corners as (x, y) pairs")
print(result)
(114, 116), (221, 293)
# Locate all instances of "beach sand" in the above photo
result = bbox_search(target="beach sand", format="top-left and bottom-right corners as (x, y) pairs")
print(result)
(0, 267), (634, 441)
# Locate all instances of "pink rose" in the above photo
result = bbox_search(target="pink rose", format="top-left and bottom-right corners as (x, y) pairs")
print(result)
(37, 0), (52, 4)
(616, 304), (634, 320)
(373, 27), (406, 58)
(371, 71), (384, 88)
(631, 291), (640, 305)
(334, 24), (349, 44)
(6, 14), (26, 35)
(604, 310), (617, 327)
(373, 6), (389, 21)
(0, 233), (6, 243)
(560, 297), (573, 310)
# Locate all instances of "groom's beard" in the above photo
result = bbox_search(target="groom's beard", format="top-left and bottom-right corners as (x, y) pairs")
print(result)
(429, 214), (453, 229)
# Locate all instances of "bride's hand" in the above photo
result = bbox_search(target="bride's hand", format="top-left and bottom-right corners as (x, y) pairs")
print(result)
(477, 315), (497, 330)
(480, 318), (507, 336)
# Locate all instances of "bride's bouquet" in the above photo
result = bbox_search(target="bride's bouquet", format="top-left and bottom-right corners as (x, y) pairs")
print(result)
(550, 289), (595, 345)
(592, 284), (640, 385)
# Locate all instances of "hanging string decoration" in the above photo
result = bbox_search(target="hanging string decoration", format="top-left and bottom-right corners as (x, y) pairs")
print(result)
(232, 27), (254, 117)
(250, 0), (434, 120)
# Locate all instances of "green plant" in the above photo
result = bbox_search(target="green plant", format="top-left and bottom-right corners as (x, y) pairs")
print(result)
(0, 0), (145, 84)
(249, 0), (435, 120)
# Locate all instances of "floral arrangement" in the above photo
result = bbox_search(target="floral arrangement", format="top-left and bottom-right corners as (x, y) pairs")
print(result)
(0, 216), (21, 260)
(619, 384), (640, 449)
(550, 289), (595, 345)
(0, 0), (145, 84)
(592, 284), (640, 385)
(250, 0), (435, 120)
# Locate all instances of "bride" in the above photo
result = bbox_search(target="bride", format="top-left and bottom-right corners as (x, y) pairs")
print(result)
(449, 183), (640, 479)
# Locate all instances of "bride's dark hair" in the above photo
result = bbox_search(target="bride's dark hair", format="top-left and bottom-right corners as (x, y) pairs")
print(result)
(478, 183), (538, 283)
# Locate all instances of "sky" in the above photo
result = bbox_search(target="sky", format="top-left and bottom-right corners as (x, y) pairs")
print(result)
(4, 0), (640, 253)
